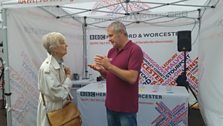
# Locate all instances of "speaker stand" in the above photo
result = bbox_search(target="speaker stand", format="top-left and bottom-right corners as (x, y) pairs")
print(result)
(177, 51), (198, 107)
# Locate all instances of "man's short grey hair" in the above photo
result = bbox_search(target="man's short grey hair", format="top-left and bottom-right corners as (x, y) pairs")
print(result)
(42, 32), (65, 54)
(107, 21), (128, 36)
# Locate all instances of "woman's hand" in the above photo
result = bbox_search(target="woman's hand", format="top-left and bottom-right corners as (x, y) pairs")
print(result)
(64, 67), (72, 79)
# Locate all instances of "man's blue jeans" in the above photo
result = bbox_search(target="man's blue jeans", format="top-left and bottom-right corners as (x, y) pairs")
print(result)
(106, 108), (137, 126)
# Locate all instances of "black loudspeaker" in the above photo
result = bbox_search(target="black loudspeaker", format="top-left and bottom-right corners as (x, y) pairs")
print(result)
(177, 31), (191, 51)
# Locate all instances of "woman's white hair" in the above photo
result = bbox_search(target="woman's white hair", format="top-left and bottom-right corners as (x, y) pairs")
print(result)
(42, 32), (65, 55)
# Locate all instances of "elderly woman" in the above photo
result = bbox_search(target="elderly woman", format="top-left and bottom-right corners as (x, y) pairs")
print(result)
(37, 32), (72, 126)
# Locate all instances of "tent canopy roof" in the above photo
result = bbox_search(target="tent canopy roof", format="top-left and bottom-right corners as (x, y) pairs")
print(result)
(1, 0), (214, 27)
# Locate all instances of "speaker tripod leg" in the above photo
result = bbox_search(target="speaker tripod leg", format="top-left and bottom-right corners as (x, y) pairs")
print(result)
(182, 51), (198, 109)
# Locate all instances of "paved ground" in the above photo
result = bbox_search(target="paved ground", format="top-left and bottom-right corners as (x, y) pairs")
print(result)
(0, 100), (6, 126)
(189, 108), (206, 126)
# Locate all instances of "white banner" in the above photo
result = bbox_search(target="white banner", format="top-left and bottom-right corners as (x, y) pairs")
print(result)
(77, 83), (189, 126)
(7, 7), (83, 126)
(87, 23), (199, 89)
(199, 0), (223, 125)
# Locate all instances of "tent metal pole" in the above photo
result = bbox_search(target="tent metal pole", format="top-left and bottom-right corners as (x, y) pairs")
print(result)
(2, 8), (12, 126)
(39, 6), (58, 19)
(60, 2), (124, 18)
(130, 1), (214, 8)
(82, 16), (88, 79)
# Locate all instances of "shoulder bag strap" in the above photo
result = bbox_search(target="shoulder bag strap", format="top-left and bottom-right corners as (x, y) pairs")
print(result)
(41, 93), (46, 106)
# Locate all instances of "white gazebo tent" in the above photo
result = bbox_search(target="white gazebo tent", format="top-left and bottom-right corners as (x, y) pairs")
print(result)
(0, 0), (219, 126)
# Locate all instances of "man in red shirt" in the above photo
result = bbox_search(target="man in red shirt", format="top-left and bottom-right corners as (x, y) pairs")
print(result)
(88, 21), (143, 126)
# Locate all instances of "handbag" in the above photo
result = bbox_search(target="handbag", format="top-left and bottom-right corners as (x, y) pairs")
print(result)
(41, 94), (82, 126)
